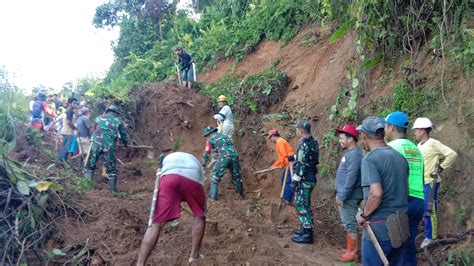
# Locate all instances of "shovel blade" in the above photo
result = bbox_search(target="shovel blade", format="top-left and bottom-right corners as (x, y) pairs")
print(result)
(271, 203), (288, 224)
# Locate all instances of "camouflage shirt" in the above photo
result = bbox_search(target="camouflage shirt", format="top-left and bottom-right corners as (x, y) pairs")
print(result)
(294, 135), (319, 181)
(203, 132), (238, 164)
(91, 113), (128, 149)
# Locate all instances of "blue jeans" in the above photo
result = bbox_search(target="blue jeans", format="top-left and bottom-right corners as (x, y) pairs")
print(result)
(404, 196), (424, 266)
(362, 238), (406, 266)
(280, 167), (293, 202)
(424, 183), (440, 239)
(59, 135), (73, 161)
(338, 199), (361, 234)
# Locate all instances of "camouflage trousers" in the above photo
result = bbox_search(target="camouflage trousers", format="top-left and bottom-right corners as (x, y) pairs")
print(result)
(84, 143), (117, 180)
(294, 180), (316, 229)
(211, 155), (242, 187)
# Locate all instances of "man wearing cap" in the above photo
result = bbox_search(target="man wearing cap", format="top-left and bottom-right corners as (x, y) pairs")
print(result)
(84, 105), (128, 192)
(213, 95), (234, 139)
(413, 117), (457, 248)
(356, 117), (409, 265)
(202, 126), (243, 200)
(291, 120), (319, 244)
(335, 124), (363, 262)
(268, 129), (295, 204)
(174, 46), (195, 89)
(384, 111), (424, 265)
(137, 152), (207, 265)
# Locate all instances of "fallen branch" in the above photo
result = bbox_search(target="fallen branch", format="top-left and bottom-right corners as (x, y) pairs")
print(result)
(423, 229), (474, 265)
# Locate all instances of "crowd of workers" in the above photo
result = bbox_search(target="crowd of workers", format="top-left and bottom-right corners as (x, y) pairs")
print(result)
(28, 47), (458, 265)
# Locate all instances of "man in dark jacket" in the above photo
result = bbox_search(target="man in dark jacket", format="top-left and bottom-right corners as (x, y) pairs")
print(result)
(174, 46), (195, 89)
(291, 120), (319, 244)
(335, 124), (363, 262)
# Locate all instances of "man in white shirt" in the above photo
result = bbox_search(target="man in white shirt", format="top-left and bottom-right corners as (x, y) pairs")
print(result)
(137, 152), (207, 265)
(213, 95), (234, 139)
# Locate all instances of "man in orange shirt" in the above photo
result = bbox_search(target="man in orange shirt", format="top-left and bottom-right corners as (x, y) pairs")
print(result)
(268, 129), (295, 204)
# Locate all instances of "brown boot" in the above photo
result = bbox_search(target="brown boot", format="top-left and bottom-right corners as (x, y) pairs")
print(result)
(338, 233), (358, 262)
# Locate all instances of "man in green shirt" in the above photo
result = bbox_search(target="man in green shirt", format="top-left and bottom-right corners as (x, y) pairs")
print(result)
(385, 111), (424, 266)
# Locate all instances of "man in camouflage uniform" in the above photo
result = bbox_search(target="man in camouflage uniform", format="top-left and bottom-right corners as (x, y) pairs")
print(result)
(84, 105), (128, 192)
(202, 126), (243, 200)
(291, 120), (319, 244)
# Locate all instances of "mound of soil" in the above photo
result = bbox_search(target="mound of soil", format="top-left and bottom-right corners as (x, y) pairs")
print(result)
(129, 83), (214, 156)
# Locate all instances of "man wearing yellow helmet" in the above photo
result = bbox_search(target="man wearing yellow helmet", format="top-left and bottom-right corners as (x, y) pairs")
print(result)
(213, 95), (234, 140)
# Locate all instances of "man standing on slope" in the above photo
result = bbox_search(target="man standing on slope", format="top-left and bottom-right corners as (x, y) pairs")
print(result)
(384, 111), (424, 265)
(335, 124), (363, 262)
(413, 117), (457, 248)
(137, 152), (207, 265)
(58, 97), (79, 161)
(356, 117), (409, 265)
(202, 126), (243, 200)
(291, 120), (319, 244)
(268, 129), (295, 204)
(84, 105), (128, 192)
(213, 95), (235, 140)
(174, 46), (195, 89)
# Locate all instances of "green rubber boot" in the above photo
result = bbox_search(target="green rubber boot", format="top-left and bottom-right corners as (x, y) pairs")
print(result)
(108, 175), (117, 193)
(235, 182), (244, 199)
(210, 183), (219, 200)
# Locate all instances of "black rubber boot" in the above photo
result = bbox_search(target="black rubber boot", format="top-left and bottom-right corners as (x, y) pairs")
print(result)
(210, 183), (219, 200)
(292, 228), (306, 235)
(291, 228), (313, 244)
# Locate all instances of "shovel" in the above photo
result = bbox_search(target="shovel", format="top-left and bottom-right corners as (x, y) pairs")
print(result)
(271, 166), (290, 224)
(119, 144), (155, 159)
(254, 167), (277, 176)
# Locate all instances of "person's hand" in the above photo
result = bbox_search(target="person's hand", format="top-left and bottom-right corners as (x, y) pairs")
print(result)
(291, 174), (302, 182)
(437, 165), (444, 174)
(336, 198), (343, 206)
(356, 211), (366, 225)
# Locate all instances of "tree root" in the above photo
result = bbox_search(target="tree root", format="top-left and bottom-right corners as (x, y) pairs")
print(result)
(423, 229), (473, 265)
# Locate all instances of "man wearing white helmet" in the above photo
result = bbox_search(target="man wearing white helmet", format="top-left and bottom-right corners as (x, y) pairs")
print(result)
(213, 95), (234, 139)
(413, 117), (457, 248)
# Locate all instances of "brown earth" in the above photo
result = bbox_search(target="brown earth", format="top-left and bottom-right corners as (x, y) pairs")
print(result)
(42, 24), (472, 265)
(51, 82), (344, 265)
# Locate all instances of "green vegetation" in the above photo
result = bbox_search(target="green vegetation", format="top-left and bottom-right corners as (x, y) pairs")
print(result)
(203, 69), (289, 115)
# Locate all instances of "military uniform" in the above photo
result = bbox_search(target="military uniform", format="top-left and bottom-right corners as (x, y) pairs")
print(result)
(84, 110), (128, 192)
(202, 127), (243, 200)
(293, 136), (319, 229)
(291, 120), (319, 244)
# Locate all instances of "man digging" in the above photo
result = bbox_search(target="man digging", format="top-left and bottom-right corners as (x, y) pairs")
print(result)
(202, 126), (243, 200)
(137, 152), (206, 265)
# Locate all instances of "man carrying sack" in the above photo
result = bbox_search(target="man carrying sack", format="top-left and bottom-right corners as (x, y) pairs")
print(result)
(356, 117), (409, 265)
(137, 152), (207, 265)
(267, 129), (295, 204)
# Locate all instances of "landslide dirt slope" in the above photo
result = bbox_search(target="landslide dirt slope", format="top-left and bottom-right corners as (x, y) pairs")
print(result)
(53, 24), (472, 265)
(55, 83), (342, 265)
